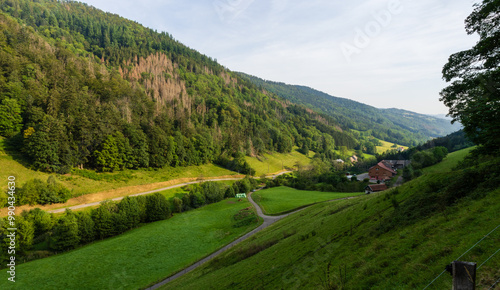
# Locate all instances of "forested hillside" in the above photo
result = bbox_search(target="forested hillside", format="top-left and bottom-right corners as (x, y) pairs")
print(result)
(0, 0), (358, 174)
(238, 73), (462, 146)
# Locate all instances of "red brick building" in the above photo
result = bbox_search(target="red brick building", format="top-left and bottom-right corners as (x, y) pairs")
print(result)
(368, 161), (397, 181)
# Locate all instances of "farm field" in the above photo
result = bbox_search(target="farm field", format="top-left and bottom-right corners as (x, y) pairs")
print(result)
(376, 139), (408, 154)
(245, 147), (313, 177)
(0, 198), (260, 289)
(252, 186), (363, 215)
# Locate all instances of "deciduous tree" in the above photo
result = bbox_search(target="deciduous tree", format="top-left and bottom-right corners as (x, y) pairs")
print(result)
(440, 0), (500, 153)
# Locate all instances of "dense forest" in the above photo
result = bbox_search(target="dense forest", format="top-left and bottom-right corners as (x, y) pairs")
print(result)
(0, 0), (360, 174)
(238, 73), (462, 146)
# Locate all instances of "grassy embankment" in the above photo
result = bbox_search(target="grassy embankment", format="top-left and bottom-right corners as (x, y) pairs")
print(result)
(423, 146), (475, 174)
(376, 139), (409, 154)
(0, 198), (260, 289)
(163, 147), (500, 289)
(245, 147), (314, 177)
(0, 135), (237, 197)
(252, 186), (363, 215)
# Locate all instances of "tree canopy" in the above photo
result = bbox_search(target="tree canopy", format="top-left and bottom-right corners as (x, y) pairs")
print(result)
(440, 0), (500, 153)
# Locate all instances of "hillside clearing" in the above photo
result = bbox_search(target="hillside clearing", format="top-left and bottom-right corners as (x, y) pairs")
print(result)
(252, 186), (363, 215)
(423, 146), (475, 174)
(245, 148), (313, 177)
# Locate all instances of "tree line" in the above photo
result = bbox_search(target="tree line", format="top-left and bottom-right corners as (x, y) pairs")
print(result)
(0, 178), (259, 265)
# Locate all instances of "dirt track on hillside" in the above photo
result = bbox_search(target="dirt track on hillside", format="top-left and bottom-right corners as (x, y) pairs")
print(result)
(0, 170), (294, 216)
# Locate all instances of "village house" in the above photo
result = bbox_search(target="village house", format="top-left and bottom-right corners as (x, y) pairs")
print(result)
(365, 184), (388, 194)
(368, 161), (397, 181)
(383, 160), (411, 170)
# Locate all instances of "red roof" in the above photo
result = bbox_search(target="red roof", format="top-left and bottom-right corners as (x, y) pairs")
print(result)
(374, 161), (397, 174)
(367, 184), (388, 191)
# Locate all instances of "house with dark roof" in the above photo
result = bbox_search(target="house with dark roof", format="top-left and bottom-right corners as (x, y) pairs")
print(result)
(365, 184), (388, 194)
(383, 160), (411, 170)
(368, 161), (397, 181)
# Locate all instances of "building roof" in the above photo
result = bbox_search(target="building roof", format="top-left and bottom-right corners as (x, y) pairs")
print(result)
(377, 161), (397, 174)
(366, 184), (388, 191)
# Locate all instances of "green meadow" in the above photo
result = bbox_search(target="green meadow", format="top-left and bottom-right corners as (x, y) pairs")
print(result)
(245, 147), (314, 176)
(423, 146), (475, 174)
(0, 199), (260, 289)
(253, 186), (363, 215)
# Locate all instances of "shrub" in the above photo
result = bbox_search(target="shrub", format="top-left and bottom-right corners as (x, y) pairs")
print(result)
(49, 212), (80, 251)
(22, 208), (54, 237)
(77, 211), (95, 244)
(146, 193), (171, 222)
(17, 177), (71, 206)
(172, 197), (183, 213)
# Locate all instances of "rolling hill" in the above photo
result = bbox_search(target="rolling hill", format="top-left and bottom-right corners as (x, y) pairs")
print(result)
(238, 73), (462, 146)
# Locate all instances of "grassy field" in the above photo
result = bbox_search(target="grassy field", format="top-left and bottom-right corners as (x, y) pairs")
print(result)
(376, 139), (408, 154)
(245, 147), (313, 176)
(423, 146), (475, 174)
(0, 198), (260, 289)
(253, 186), (363, 215)
(162, 148), (500, 289)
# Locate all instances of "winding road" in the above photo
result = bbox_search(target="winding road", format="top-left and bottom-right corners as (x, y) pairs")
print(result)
(145, 188), (302, 290)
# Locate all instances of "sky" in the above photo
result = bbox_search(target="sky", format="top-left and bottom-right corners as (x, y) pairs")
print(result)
(80, 0), (480, 115)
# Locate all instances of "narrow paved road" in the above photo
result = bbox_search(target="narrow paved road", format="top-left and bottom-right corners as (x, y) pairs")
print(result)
(48, 171), (293, 214)
(145, 188), (300, 290)
(146, 188), (362, 289)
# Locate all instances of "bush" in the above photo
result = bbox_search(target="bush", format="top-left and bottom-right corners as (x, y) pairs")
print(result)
(91, 201), (116, 240)
(225, 186), (235, 198)
(77, 211), (95, 244)
(190, 192), (206, 209)
(49, 212), (80, 251)
(172, 197), (183, 213)
(22, 208), (54, 237)
(17, 177), (71, 206)
(203, 182), (224, 204)
(146, 193), (171, 222)
(117, 196), (141, 229)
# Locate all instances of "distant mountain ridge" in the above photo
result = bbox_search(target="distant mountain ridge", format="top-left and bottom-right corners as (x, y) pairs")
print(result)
(238, 73), (462, 146)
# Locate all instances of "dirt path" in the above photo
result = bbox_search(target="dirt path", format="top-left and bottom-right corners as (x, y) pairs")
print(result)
(48, 177), (242, 214)
(47, 171), (293, 214)
(145, 188), (300, 290)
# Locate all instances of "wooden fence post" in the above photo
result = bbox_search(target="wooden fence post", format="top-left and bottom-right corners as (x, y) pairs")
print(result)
(452, 261), (476, 290)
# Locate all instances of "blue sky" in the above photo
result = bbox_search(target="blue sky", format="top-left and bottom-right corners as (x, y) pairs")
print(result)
(80, 0), (479, 115)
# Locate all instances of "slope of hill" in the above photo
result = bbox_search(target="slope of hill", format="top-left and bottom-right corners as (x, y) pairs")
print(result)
(238, 73), (462, 146)
(163, 148), (500, 289)
(0, 0), (357, 179)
